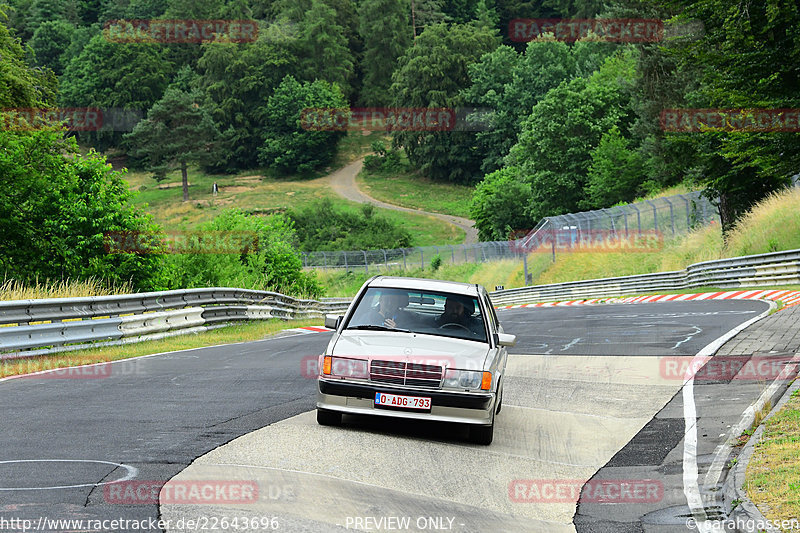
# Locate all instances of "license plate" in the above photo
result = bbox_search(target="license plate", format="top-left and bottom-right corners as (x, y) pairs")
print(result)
(375, 392), (431, 411)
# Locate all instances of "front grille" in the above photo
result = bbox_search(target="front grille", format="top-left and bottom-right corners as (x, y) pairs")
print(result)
(370, 360), (443, 388)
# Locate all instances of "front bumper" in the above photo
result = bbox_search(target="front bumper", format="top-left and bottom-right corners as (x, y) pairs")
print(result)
(317, 379), (495, 425)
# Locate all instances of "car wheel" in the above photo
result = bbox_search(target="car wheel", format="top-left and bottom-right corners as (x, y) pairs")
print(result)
(316, 408), (342, 426)
(469, 422), (494, 445)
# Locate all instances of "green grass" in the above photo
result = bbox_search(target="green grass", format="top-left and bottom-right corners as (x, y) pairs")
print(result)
(746, 392), (800, 524)
(0, 319), (320, 378)
(316, 259), (528, 297)
(357, 168), (475, 218)
(125, 168), (463, 245)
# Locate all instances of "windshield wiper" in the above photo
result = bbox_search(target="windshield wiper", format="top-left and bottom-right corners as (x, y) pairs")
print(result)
(346, 324), (412, 333)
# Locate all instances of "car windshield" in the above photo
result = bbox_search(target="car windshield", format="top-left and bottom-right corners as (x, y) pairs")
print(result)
(345, 287), (488, 343)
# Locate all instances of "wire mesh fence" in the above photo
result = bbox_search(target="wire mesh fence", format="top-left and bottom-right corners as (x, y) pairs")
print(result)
(517, 191), (718, 251)
(301, 191), (720, 272)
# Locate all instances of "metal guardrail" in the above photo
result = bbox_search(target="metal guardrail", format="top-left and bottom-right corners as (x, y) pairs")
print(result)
(3, 248), (798, 358)
(0, 288), (351, 358)
(489, 248), (800, 306)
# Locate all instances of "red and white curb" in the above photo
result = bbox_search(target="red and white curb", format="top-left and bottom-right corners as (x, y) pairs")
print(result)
(496, 289), (800, 311)
(283, 326), (333, 335)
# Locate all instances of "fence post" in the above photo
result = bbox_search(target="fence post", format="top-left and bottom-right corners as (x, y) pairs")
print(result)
(449, 245), (455, 263)
(421, 249), (424, 269)
(382, 249), (387, 270)
(618, 206), (628, 236)
(681, 194), (691, 229)
(402, 249), (407, 270)
(344, 252), (348, 272)
(646, 200), (658, 233)
(363, 251), (368, 274)
(322, 251), (327, 270)
(663, 197), (675, 235)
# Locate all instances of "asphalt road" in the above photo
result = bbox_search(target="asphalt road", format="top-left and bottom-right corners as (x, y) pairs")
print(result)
(0, 300), (770, 532)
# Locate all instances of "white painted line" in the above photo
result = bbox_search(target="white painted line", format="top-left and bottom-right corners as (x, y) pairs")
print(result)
(681, 299), (776, 531)
(0, 459), (138, 491)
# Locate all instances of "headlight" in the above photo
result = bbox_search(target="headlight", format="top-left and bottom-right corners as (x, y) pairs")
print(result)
(324, 356), (368, 379)
(442, 369), (492, 390)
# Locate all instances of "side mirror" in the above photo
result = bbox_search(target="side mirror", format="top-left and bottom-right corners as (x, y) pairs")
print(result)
(324, 314), (342, 330)
(497, 333), (517, 347)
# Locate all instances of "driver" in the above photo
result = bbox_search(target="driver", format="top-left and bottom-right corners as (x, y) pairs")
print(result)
(435, 295), (479, 332)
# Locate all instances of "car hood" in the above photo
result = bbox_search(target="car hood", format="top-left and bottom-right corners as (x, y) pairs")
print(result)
(330, 330), (490, 368)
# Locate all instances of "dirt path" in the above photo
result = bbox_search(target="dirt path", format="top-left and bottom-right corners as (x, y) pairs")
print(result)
(328, 159), (479, 245)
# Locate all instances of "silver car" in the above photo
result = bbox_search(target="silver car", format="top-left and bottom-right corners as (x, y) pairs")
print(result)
(316, 276), (516, 444)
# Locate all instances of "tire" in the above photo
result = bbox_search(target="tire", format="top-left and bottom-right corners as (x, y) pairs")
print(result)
(469, 422), (494, 445)
(316, 408), (342, 426)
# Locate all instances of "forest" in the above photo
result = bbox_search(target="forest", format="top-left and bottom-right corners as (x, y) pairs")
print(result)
(1, 0), (798, 293)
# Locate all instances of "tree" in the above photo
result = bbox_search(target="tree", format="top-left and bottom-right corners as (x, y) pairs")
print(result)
(0, 130), (163, 291)
(296, 0), (355, 98)
(0, 15), (57, 109)
(358, 0), (412, 106)
(583, 126), (646, 209)
(258, 75), (348, 174)
(390, 22), (500, 183)
(59, 33), (174, 149)
(470, 167), (534, 241)
(507, 49), (638, 220)
(463, 39), (582, 174)
(665, 0), (799, 234)
(28, 19), (75, 76)
(124, 86), (222, 201)
(197, 30), (296, 171)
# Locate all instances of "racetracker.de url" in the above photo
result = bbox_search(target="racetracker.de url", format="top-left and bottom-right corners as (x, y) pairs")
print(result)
(0, 515), (281, 532)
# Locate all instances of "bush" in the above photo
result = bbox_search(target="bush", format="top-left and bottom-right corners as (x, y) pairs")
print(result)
(0, 130), (164, 292)
(166, 209), (321, 297)
(288, 198), (412, 251)
(430, 254), (443, 271)
(363, 140), (406, 173)
(470, 167), (535, 241)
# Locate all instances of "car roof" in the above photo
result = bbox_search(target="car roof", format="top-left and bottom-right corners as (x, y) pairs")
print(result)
(366, 276), (481, 297)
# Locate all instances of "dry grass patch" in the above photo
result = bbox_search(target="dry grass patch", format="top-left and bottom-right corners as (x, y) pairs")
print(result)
(0, 277), (132, 301)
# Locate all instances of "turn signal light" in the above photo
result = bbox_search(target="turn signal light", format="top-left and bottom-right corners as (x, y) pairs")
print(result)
(481, 372), (492, 390)
(322, 356), (332, 375)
